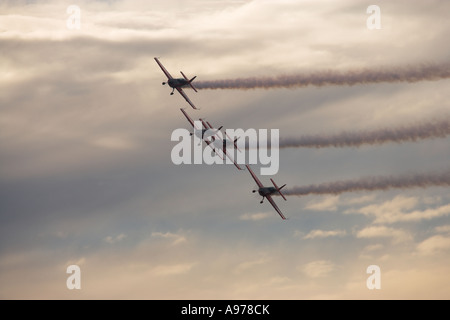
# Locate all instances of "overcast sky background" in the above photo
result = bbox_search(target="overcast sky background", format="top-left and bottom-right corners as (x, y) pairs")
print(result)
(1, 0), (450, 299)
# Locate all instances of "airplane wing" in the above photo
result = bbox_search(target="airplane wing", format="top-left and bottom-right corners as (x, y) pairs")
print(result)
(205, 138), (224, 160)
(154, 57), (173, 80)
(202, 119), (241, 170)
(245, 165), (264, 188)
(180, 108), (198, 129)
(176, 87), (198, 110)
(180, 108), (223, 160)
(200, 118), (211, 129)
(222, 146), (243, 170)
(266, 194), (287, 220)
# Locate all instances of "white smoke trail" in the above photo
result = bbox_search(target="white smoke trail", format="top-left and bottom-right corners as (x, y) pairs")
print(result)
(195, 63), (450, 90)
(279, 118), (450, 149)
(283, 170), (450, 197)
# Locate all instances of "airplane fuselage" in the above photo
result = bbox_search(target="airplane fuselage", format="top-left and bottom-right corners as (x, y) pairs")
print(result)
(193, 128), (209, 140)
(257, 187), (277, 197)
(166, 78), (190, 88)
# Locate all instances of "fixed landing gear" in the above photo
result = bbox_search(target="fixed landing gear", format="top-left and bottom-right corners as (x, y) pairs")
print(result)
(252, 190), (264, 203)
(162, 82), (175, 95)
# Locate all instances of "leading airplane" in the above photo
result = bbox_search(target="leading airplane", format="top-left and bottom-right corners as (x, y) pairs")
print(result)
(154, 57), (199, 110)
(245, 165), (287, 220)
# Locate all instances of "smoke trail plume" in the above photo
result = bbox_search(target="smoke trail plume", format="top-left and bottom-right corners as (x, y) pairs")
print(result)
(195, 63), (450, 90)
(279, 118), (450, 149)
(283, 171), (450, 197)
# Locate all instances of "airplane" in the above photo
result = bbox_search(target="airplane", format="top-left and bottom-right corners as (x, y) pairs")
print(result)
(180, 108), (243, 170)
(198, 118), (243, 169)
(245, 164), (287, 220)
(154, 57), (199, 110)
(199, 119), (241, 153)
(180, 109), (222, 141)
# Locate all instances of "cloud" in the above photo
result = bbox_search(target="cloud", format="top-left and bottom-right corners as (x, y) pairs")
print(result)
(64, 257), (86, 268)
(104, 233), (127, 244)
(301, 260), (336, 278)
(304, 196), (340, 211)
(303, 194), (376, 212)
(356, 226), (412, 244)
(151, 263), (195, 276)
(416, 235), (450, 256)
(151, 231), (187, 245)
(92, 136), (136, 151)
(303, 229), (346, 240)
(239, 212), (272, 220)
(348, 195), (450, 224)
(362, 244), (384, 253)
(234, 257), (270, 274)
(434, 225), (450, 234)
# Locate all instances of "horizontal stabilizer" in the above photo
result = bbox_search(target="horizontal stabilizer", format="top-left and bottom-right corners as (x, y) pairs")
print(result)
(181, 71), (198, 92)
(271, 179), (287, 201)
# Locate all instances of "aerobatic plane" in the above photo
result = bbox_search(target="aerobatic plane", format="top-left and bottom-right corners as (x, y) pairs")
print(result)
(198, 118), (242, 168)
(245, 164), (287, 220)
(180, 108), (243, 170)
(154, 57), (199, 110)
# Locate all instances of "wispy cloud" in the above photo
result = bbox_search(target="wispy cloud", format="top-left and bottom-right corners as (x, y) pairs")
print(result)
(356, 226), (412, 244)
(151, 263), (195, 276)
(234, 257), (270, 274)
(304, 196), (340, 211)
(434, 225), (450, 234)
(416, 235), (450, 256)
(151, 231), (187, 245)
(239, 212), (272, 221)
(104, 233), (127, 244)
(348, 195), (450, 224)
(301, 260), (336, 278)
(303, 229), (346, 240)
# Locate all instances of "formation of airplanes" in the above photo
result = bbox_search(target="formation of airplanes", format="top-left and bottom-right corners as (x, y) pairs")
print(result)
(156, 58), (287, 219)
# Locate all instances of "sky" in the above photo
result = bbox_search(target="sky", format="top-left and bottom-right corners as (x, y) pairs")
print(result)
(0, 0), (450, 299)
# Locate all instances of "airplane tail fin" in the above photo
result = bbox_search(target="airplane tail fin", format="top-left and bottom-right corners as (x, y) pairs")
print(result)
(270, 179), (287, 201)
(180, 71), (198, 92)
(233, 137), (241, 153)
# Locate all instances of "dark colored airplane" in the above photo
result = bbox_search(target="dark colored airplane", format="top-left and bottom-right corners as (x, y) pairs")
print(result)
(155, 57), (199, 109)
(246, 165), (287, 220)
